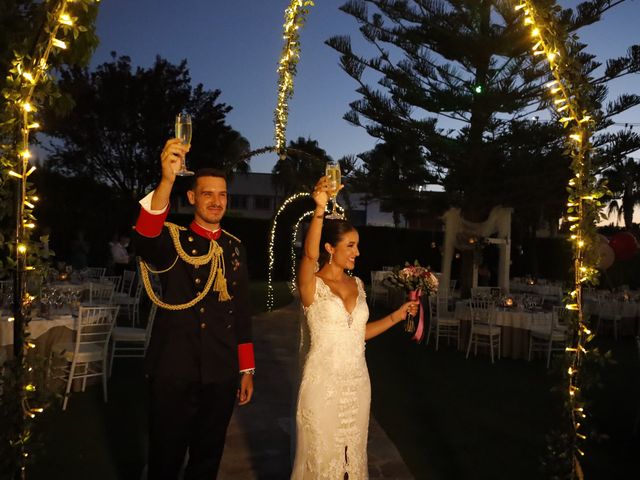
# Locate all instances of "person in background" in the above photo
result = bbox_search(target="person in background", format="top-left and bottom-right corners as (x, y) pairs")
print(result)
(70, 230), (90, 270)
(110, 233), (131, 276)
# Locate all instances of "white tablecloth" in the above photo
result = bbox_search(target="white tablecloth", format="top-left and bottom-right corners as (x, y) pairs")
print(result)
(454, 301), (553, 330)
(584, 298), (640, 319)
(510, 282), (563, 298)
(453, 300), (554, 359)
(0, 315), (75, 347)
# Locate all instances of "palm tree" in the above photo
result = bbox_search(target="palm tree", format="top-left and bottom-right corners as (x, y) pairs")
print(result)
(271, 137), (331, 197)
(602, 157), (640, 231)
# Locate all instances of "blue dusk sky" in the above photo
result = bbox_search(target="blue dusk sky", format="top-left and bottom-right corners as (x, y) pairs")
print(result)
(92, 0), (640, 174)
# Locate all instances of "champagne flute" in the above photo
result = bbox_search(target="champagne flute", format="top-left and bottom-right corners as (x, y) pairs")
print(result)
(175, 112), (194, 176)
(325, 161), (342, 219)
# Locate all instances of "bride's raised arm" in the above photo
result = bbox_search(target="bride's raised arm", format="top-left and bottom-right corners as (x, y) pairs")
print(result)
(298, 176), (332, 308)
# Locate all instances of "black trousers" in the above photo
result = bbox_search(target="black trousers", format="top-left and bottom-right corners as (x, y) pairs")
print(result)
(147, 377), (237, 480)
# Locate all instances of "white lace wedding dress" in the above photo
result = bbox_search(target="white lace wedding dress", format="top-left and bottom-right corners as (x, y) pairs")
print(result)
(291, 276), (371, 480)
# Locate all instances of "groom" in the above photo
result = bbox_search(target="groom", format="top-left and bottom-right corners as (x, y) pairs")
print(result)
(133, 138), (255, 479)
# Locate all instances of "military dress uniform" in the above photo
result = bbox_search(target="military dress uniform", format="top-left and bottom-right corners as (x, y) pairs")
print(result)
(134, 193), (254, 480)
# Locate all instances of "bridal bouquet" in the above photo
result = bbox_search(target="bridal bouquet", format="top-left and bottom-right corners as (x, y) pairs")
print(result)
(384, 260), (439, 295)
(384, 261), (438, 341)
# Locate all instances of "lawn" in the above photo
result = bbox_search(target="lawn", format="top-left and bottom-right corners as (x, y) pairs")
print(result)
(366, 310), (640, 480)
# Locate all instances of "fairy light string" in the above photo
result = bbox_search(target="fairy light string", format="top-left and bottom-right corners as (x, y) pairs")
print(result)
(273, 0), (315, 158)
(290, 210), (315, 291)
(2, 0), (96, 475)
(267, 192), (311, 310)
(515, 0), (601, 474)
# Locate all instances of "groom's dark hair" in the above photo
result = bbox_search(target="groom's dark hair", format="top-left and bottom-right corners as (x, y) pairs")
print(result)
(318, 218), (356, 267)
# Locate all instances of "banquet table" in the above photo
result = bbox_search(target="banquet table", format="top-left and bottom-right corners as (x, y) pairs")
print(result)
(509, 281), (563, 298)
(583, 297), (640, 336)
(1, 312), (76, 360)
(454, 300), (554, 359)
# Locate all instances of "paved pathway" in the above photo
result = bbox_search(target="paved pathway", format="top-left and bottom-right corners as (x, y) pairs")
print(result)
(218, 302), (414, 479)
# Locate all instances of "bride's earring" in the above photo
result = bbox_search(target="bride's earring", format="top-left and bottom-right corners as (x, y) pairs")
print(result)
(329, 252), (333, 264)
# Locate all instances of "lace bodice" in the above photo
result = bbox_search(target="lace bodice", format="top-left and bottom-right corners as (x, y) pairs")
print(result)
(302, 276), (369, 372)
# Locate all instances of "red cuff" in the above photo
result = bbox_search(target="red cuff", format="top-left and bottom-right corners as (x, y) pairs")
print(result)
(135, 205), (169, 237)
(238, 343), (255, 371)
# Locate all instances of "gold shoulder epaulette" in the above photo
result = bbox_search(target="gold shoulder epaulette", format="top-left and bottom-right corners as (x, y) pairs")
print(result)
(222, 229), (241, 243)
(164, 222), (187, 231)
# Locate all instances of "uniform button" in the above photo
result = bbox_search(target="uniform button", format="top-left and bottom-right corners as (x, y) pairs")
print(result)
(195, 278), (201, 285)
(194, 265), (200, 269)
(226, 324), (232, 329)
(196, 291), (202, 296)
(228, 310), (233, 315)
(199, 307), (205, 314)
(188, 236), (194, 242)
(191, 249), (198, 255)
(200, 322), (206, 329)
(232, 281), (237, 286)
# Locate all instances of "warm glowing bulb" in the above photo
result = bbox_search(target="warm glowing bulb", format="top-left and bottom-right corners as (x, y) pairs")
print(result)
(569, 134), (582, 142)
(52, 38), (67, 49)
(21, 150), (32, 159)
(59, 13), (73, 25)
(24, 201), (35, 209)
(22, 102), (33, 112)
(547, 52), (557, 61)
(28, 122), (40, 129)
(524, 17), (533, 25)
(22, 72), (35, 83)
(18, 244), (27, 254)
(8, 170), (23, 179)
(531, 28), (540, 36)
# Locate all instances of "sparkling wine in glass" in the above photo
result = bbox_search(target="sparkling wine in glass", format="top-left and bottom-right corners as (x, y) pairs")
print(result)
(325, 161), (342, 219)
(175, 112), (194, 176)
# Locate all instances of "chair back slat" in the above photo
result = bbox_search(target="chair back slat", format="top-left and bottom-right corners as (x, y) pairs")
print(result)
(84, 267), (106, 280)
(76, 305), (118, 348)
(469, 297), (495, 327)
(89, 282), (115, 304)
(120, 270), (137, 296)
(144, 304), (158, 349)
(101, 275), (122, 292)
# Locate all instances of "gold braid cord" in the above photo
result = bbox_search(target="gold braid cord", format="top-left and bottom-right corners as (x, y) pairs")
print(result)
(138, 223), (232, 310)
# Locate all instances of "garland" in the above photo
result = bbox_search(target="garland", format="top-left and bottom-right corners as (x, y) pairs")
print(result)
(0, 1), (96, 476)
(273, 0), (315, 157)
(515, 1), (603, 476)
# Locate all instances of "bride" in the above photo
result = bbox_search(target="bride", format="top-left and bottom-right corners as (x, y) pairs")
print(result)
(291, 176), (418, 479)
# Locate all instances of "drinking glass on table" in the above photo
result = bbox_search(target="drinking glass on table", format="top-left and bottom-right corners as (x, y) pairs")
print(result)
(325, 161), (342, 219)
(174, 112), (194, 176)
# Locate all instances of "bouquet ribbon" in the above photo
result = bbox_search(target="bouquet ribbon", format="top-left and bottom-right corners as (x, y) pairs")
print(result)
(409, 289), (425, 343)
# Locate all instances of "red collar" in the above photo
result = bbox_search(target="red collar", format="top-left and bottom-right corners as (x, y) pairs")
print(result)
(189, 221), (222, 241)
